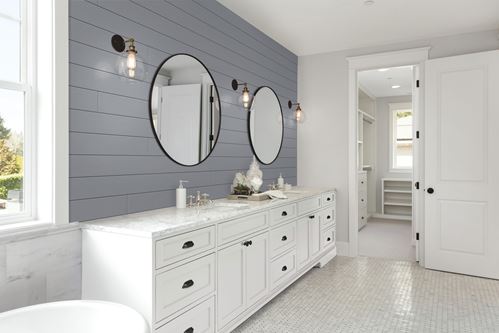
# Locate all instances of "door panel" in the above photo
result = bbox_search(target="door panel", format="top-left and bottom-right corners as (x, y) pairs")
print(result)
(245, 232), (269, 308)
(217, 243), (245, 327)
(425, 50), (499, 279)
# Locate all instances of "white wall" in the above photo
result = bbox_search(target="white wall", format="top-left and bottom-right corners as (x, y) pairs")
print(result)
(298, 29), (499, 243)
(375, 95), (412, 213)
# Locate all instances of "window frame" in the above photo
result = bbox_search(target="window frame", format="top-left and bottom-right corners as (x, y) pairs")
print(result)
(389, 102), (413, 173)
(0, 0), (69, 232)
(0, 0), (35, 225)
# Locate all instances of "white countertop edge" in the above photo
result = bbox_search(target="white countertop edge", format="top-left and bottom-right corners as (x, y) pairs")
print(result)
(81, 188), (336, 239)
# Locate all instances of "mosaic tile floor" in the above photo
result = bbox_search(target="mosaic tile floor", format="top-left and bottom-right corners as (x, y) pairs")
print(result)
(234, 256), (499, 333)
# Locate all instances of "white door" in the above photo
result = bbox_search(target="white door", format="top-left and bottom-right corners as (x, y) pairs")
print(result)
(245, 232), (269, 308)
(161, 84), (201, 165)
(425, 50), (499, 279)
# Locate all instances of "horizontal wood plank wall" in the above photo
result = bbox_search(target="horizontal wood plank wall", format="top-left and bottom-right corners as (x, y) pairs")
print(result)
(69, 0), (298, 221)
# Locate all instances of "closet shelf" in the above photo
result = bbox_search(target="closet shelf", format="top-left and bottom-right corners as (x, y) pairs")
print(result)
(384, 201), (412, 207)
(384, 189), (412, 194)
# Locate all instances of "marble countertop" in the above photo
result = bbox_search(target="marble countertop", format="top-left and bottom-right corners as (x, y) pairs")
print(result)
(81, 187), (335, 239)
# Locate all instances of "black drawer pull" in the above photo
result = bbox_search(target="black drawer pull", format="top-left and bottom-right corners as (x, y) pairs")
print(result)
(327, 237), (331, 242)
(184, 328), (194, 333)
(327, 215), (331, 219)
(281, 235), (287, 241)
(327, 197), (331, 201)
(182, 241), (194, 249)
(182, 279), (194, 289)
(309, 215), (315, 219)
(243, 240), (253, 247)
(281, 211), (288, 217)
(282, 265), (287, 272)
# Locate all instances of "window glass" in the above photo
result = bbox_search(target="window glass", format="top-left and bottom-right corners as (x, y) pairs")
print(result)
(393, 110), (413, 169)
(0, 16), (21, 82)
(0, 89), (24, 216)
(0, 1), (20, 19)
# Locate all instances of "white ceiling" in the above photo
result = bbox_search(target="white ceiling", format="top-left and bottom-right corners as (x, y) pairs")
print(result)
(358, 66), (413, 98)
(217, 0), (499, 56)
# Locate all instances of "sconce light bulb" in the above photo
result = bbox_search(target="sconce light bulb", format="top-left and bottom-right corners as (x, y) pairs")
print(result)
(242, 85), (250, 103)
(295, 104), (305, 123)
(128, 68), (136, 78)
(127, 49), (137, 71)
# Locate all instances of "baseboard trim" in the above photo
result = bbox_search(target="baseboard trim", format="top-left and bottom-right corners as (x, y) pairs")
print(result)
(336, 241), (349, 256)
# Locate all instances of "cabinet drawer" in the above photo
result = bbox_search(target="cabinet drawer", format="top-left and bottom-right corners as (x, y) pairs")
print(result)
(218, 212), (268, 245)
(270, 221), (296, 258)
(322, 191), (335, 207)
(156, 226), (215, 269)
(320, 208), (335, 230)
(270, 203), (297, 226)
(156, 297), (215, 333)
(322, 228), (335, 249)
(297, 196), (321, 216)
(156, 254), (215, 322)
(270, 251), (296, 290)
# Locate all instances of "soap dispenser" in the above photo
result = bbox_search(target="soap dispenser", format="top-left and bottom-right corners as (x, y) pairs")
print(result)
(176, 180), (188, 209)
(277, 173), (284, 189)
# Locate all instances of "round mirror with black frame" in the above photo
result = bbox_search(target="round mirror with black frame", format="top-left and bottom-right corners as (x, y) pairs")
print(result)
(149, 54), (221, 166)
(248, 86), (284, 165)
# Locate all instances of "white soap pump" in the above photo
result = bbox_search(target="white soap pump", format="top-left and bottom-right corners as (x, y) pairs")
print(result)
(277, 173), (284, 189)
(176, 180), (188, 209)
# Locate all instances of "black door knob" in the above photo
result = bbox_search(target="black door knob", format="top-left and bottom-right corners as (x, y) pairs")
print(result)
(427, 187), (435, 194)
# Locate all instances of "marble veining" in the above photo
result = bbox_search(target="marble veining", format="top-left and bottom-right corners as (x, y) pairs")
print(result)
(82, 188), (334, 238)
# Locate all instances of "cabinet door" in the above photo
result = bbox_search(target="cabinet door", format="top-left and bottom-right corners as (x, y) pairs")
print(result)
(217, 242), (245, 328)
(309, 215), (321, 258)
(245, 232), (269, 308)
(296, 218), (310, 268)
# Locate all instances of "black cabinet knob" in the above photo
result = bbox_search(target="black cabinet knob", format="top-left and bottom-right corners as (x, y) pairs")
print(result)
(281, 211), (288, 217)
(182, 241), (194, 249)
(427, 187), (435, 194)
(281, 235), (287, 241)
(327, 237), (331, 242)
(361, 216), (365, 220)
(182, 279), (194, 289)
(309, 215), (315, 219)
(184, 328), (194, 333)
(327, 197), (331, 201)
(327, 215), (331, 219)
(282, 265), (287, 272)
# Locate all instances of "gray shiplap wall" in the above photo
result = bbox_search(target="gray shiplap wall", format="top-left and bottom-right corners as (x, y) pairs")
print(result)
(69, 0), (298, 221)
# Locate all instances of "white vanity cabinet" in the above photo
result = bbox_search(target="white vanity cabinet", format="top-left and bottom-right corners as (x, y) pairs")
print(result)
(82, 188), (336, 333)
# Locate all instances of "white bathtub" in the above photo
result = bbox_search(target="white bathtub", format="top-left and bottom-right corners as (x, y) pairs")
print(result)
(0, 300), (149, 333)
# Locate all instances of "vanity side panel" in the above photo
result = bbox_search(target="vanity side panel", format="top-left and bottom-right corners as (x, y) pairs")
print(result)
(82, 230), (153, 325)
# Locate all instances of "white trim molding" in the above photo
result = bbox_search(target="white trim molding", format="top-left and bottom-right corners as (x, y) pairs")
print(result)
(347, 47), (429, 258)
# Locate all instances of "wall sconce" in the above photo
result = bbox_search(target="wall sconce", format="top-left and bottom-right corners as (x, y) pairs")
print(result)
(232, 79), (252, 110)
(111, 34), (140, 79)
(288, 101), (305, 123)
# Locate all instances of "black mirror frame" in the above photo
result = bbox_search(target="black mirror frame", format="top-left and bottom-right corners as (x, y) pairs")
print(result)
(247, 86), (284, 165)
(148, 53), (222, 167)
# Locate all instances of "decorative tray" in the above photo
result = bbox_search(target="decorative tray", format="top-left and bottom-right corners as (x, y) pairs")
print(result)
(227, 194), (270, 201)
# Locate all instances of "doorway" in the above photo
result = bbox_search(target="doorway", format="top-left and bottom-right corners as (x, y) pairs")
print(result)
(347, 48), (429, 262)
(356, 66), (415, 261)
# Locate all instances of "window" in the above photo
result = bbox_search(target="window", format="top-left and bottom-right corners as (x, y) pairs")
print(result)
(390, 103), (413, 171)
(0, 0), (33, 222)
(0, 0), (69, 229)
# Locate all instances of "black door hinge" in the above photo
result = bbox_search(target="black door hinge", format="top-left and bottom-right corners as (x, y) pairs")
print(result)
(209, 134), (214, 141)
(416, 232), (420, 241)
(416, 80), (420, 88)
(416, 131), (420, 139)
(415, 182), (419, 190)
(210, 96), (214, 103)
